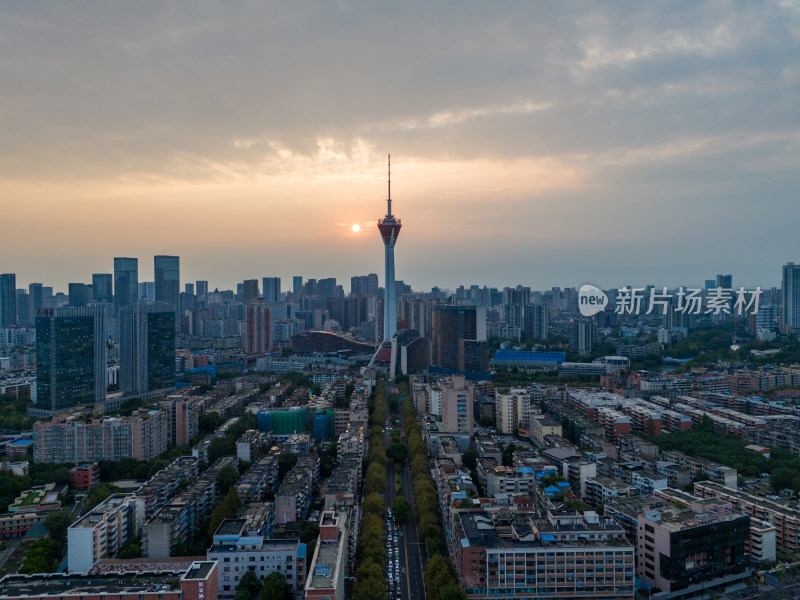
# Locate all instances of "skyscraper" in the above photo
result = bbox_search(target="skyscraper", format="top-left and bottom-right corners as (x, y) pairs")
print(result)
(68, 283), (88, 307)
(0, 273), (17, 328)
(378, 155), (401, 342)
(242, 279), (259, 305)
(245, 298), (272, 354)
(154, 255), (180, 311)
(28, 283), (43, 322)
(782, 262), (800, 335)
(92, 274), (113, 303)
(196, 280), (208, 299)
(114, 257), (138, 314)
(120, 303), (176, 395)
(36, 306), (108, 413)
(263, 277), (281, 304)
(15, 290), (30, 326)
(293, 276), (303, 296)
(431, 305), (488, 372)
(351, 274), (380, 297)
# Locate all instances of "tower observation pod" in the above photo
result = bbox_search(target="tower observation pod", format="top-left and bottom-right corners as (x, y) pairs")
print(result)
(378, 154), (402, 342)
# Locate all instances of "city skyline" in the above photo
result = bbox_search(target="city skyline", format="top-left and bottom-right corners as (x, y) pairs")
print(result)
(2, 3), (798, 291)
(0, 257), (794, 297)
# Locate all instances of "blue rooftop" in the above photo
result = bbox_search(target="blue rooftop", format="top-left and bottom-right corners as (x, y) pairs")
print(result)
(297, 543), (307, 558)
(11, 439), (33, 446)
(541, 534), (556, 542)
(493, 350), (566, 363)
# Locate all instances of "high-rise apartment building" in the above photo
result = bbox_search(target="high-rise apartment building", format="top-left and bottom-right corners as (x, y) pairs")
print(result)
(35, 306), (108, 412)
(114, 257), (138, 314)
(350, 274), (379, 297)
(92, 273), (113, 302)
(782, 262), (800, 334)
(262, 277), (281, 304)
(0, 273), (17, 328)
(34, 408), (169, 464)
(441, 374), (474, 437)
(571, 319), (597, 356)
(154, 255), (180, 311)
(67, 494), (139, 572)
(245, 298), (272, 354)
(431, 305), (487, 372)
(523, 304), (548, 339)
(120, 303), (175, 395)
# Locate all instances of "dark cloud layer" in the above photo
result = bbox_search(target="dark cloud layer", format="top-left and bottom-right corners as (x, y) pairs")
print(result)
(1, 1), (798, 290)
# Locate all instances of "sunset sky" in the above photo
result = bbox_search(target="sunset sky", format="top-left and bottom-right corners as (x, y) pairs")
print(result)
(2, 2), (799, 293)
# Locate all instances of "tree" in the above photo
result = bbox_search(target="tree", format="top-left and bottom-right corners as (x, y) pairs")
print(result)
(199, 411), (225, 434)
(118, 535), (143, 559)
(20, 538), (60, 574)
(260, 571), (292, 600)
(478, 416), (495, 428)
(45, 509), (75, 545)
(85, 483), (120, 510)
(208, 487), (241, 538)
(278, 452), (298, 480)
(364, 492), (385, 516)
(438, 583), (468, 600)
(386, 443), (409, 463)
(461, 449), (478, 470)
(501, 443), (517, 467)
(393, 495), (410, 524)
(364, 462), (386, 495)
(425, 553), (454, 599)
(207, 436), (236, 464)
(235, 569), (262, 600)
(216, 464), (241, 495)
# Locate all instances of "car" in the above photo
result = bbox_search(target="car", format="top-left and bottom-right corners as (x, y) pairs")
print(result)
(393, 536), (398, 542)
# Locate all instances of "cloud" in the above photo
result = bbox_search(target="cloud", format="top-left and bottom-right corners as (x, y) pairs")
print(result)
(0, 1), (798, 289)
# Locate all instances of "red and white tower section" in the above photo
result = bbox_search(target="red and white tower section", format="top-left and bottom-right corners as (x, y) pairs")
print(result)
(378, 155), (401, 343)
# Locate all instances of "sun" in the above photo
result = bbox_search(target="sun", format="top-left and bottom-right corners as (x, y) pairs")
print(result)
(352, 224), (360, 232)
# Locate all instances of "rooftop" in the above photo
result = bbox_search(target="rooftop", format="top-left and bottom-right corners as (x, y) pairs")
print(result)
(183, 561), (216, 581)
(0, 572), (184, 597)
(308, 541), (340, 589)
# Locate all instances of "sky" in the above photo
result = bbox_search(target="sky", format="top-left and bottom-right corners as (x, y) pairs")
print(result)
(1, 1), (799, 294)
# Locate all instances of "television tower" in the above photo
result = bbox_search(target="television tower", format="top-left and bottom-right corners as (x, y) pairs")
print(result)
(378, 154), (401, 342)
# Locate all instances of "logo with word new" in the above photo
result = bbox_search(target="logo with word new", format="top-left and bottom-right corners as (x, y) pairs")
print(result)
(578, 284), (608, 317)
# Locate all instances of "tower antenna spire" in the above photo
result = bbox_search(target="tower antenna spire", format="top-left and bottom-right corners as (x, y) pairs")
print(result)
(387, 153), (392, 217)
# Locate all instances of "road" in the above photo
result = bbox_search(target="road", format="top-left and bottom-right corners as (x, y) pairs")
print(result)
(382, 380), (427, 600)
(0, 539), (20, 572)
